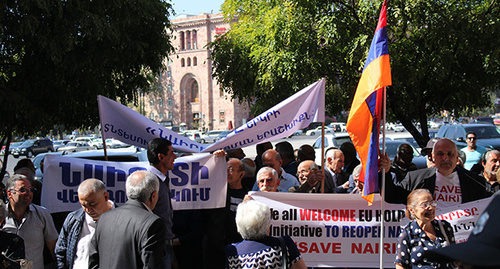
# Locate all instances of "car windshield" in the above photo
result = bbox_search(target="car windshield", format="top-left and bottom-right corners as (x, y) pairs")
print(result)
(380, 141), (420, 158)
(21, 140), (35, 146)
(466, 126), (500, 139)
(66, 142), (78, 146)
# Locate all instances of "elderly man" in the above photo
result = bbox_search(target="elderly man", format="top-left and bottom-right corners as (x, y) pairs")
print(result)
(147, 138), (177, 268)
(289, 160), (324, 193)
(1, 174), (58, 269)
(382, 138), (492, 208)
(460, 131), (486, 170)
(251, 149), (299, 192)
(481, 150), (500, 192)
(55, 178), (114, 269)
(324, 149), (350, 193)
(256, 167), (280, 192)
(89, 171), (165, 268)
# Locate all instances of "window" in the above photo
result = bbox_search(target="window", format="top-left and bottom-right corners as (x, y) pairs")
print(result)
(187, 57), (191, 67)
(193, 57), (197, 66)
(193, 113), (200, 127)
(167, 71), (171, 78)
(168, 98), (172, 106)
(190, 80), (199, 102)
(219, 111), (225, 123)
(159, 98), (163, 106)
(150, 100), (154, 106)
(192, 30), (198, 49)
(168, 112), (173, 119)
(150, 113), (154, 119)
(167, 84), (172, 92)
(159, 113), (164, 120)
(219, 88), (224, 97)
(180, 31), (185, 50)
(181, 58), (185, 67)
(186, 31), (191, 50)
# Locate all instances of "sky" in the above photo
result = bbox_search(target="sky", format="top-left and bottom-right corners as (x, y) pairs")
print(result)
(170, 0), (226, 18)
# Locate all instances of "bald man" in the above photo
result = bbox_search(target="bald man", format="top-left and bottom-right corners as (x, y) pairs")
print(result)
(289, 161), (324, 193)
(324, 149), (350, 193)
(251, 149), (299, 192)
(55, 178), (114, 269)
(381, 138), (492, 208)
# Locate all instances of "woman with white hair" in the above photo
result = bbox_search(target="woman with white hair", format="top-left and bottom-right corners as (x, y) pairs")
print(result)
(225, 200), (307, 269)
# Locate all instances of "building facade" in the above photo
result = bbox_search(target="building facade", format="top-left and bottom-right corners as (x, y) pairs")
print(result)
(145, 13), (250, 132)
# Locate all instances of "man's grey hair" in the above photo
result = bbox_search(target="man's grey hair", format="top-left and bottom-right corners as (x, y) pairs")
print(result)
(126, 171), (159, 203)
(484, 150), (500, 164)
(236, 200), (271, 240)
(0, 200), (7, 223)
(352, 164), (363, 178)
(5, 174), (28, 191)
(325, 148), (343, 159)
(256, 167), (278, 181)
(78, 178), (107, 196)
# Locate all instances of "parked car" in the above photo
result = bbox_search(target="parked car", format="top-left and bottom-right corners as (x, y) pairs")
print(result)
(75, 137), (104, 149)
(52, 140), (71, 151)
(11, 138), (54, 158)
(427, 121), (442, 129)
(214, 130), (232, 142)
(471, 117), (495, 125)
(305, 126), (334, 136)
(312, 133), (352, 161)
(385, 133), (421, 152)
(393, 124), (405, 132)
(104, 138), (130, 148)
(200, 130), (224, 143)
(436, 123), (500, 150)
(57, 142), (92, 153)
(1, 142), (22, 155)
(33, 152), (64, 182)
(181, 130), (203, 143)
(328, 122), (347, 132)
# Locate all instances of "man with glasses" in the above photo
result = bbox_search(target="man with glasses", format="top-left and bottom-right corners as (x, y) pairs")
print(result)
(460, 131), (486, 170)
(251, 149), (299, 192)
(289, 160), (324, 193)
(1, 174), (58, 269)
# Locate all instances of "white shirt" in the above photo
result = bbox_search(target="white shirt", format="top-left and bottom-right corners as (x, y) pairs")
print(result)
(434, 170), (462, 209)
(149, 166), (167, 182)
(73, 200), (115, 268)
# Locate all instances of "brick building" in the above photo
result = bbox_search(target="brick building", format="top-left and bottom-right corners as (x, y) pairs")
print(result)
(145, 13), (250, 132)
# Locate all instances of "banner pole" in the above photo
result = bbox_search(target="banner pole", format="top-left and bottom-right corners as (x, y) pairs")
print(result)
(97, 96), (109, 162)
(321, 122), (325, 193)
(379, 86), (387, 269)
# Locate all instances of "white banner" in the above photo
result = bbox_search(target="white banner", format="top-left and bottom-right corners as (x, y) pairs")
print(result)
(250, 193), (492, 268)
(98, 95), (206, 153)
(41, 154), (227, 213)
(97, 78), (325, 153)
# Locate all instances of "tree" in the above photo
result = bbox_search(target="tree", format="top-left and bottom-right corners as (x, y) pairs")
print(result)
(0, 0), (174, 174)
(209, 0), (500, 147)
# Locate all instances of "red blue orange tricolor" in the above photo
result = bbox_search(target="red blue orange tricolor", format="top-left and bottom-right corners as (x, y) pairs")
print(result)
(346, 0), (391, 205)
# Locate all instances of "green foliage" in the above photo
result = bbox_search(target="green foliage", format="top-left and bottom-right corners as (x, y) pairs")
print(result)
(0, 0), (174, 137)
(209, 0), (500, 146)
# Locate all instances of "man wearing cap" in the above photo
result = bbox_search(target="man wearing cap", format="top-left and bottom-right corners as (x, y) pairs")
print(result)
(381, 138), (492, 208)
(421, 137), (440, 168)
(460, 131), (487, 170)
(424, 196), (500, 268)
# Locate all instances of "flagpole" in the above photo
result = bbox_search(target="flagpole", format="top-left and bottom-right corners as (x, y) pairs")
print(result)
(321, 122), (325, 193)
(379, 86), (387, 269)
(97, 96), (109, 162)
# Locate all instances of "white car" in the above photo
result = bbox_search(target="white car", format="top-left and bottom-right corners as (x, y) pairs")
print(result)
(312, 133), (353, 162)
(327, 122), (347, 132)
(393, 124), (405, 132)
(57, 142), (92, 153)
(305, 126), (334, 136)
(75, 137), (104, 149)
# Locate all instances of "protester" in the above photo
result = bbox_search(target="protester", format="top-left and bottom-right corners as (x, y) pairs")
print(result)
(0, 199), (26, 267)
(289, 160), (324, 193)
(256, 167), (280, 192)
(395, 189), (455, 269)
(88, 170), (166, 268)
(55, 178), (114, 269)
(424, 196), (500, 268)
(390, 143), (418, 183)
(382, 138), (492, 207)
(480, 150), (500, 192)
(340, 142), (360, 175)
(226, 148), (246, 161)
(225, 200), (307, 269)
(296, 144), (316, 163)
(241, 157), (256, 191)
(349, 165), (363, 194)
(2, 174), (59, 269)
(275, 141), (299, 178)
(14, 158), (42, 205)
(254, 142), (273, 172)
(324, 148), (350, 193)
(224, 158), (248, 244)
(421, 137), (439, 168)
(172, 209), (203, 269)
(251, 149), (299, 192)
(147, 137), (177, 268)
(460, 131), (486, 170)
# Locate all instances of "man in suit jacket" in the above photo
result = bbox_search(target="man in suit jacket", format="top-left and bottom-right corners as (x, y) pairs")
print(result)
(147, 138), (177, 268)
(324, 148), (351, 193)
(381, 138), (492, 208)
(89, 170), (165, 268)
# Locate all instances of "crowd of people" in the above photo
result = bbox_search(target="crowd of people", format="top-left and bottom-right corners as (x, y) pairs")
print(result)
(1, 134), (499, 268)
